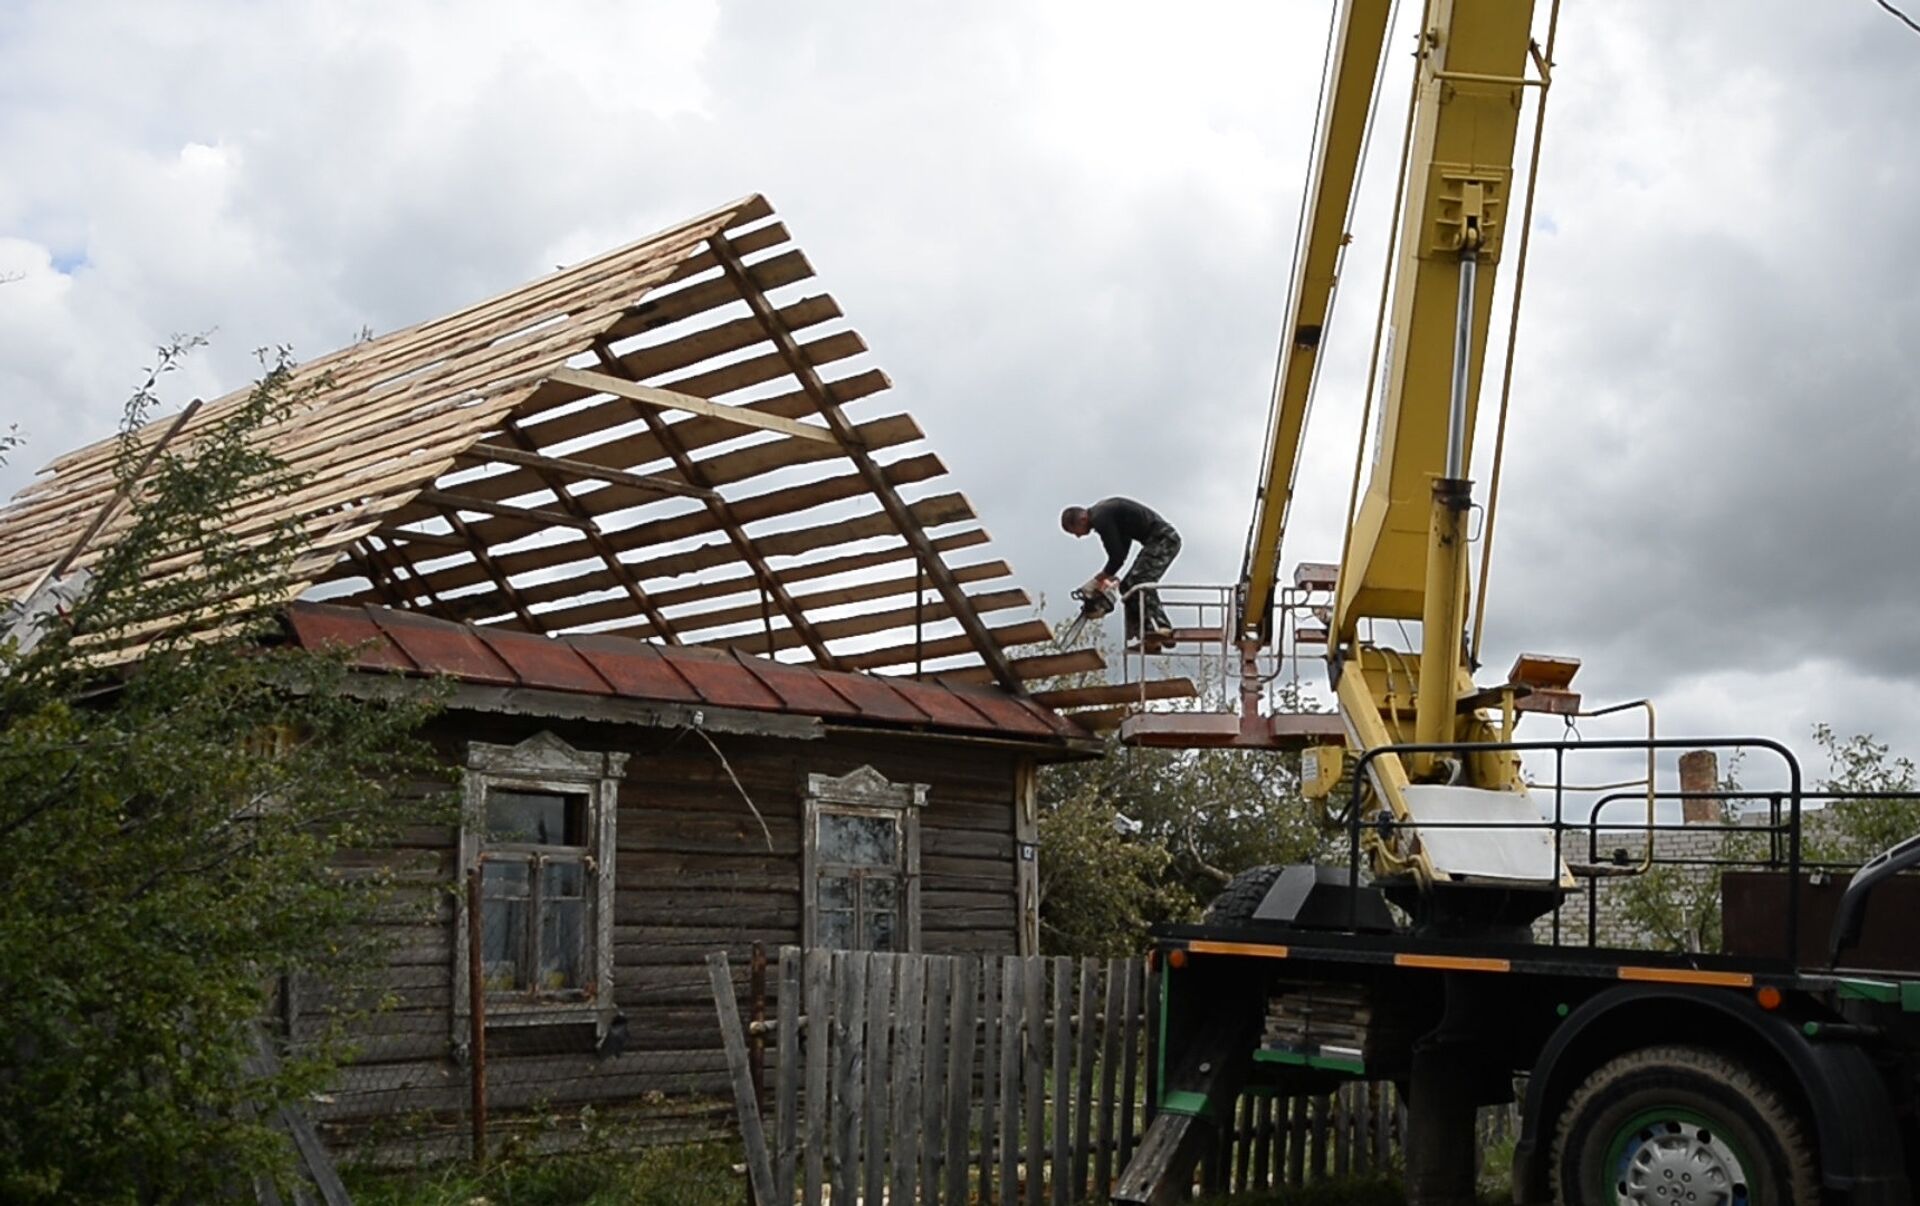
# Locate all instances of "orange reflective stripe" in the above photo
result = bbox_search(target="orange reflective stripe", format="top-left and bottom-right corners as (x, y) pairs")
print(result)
(1393, 954), (1512, 973)
(1186, 940), (1291, 960)
(1618, 966), (1754, 988)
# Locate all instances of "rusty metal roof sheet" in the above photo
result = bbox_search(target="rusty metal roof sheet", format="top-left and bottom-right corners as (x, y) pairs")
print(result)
(285, 602), (1083, 745)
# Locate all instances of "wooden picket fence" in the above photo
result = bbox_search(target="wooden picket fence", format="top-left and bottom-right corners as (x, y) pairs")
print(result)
(709, 948), (1515, 1205)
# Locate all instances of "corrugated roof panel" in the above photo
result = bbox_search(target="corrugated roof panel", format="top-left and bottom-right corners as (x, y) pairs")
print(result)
(892, 680), (999, 732)
(565, 633), (702, 703)
(660, 648), (785, 711)
(475, 626), (613, 694)
(284, 602), (417, 673)
(822, 672), (933, 725)
(368, 608), (518, 686)
(939, 683), (1056, 737)
(737, 655), (862, 718)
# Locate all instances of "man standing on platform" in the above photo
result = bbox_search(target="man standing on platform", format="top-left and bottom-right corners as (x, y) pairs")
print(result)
(1060, 497), (1182, 648)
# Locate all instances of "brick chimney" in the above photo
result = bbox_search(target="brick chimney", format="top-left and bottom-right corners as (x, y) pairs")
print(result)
(1679, 749), (1720, 824)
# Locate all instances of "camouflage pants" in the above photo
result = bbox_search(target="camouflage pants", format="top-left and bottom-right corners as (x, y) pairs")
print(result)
(1120, 529), (1181, 638)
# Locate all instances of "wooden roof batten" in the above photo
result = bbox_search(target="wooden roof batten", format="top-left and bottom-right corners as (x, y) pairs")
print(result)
(705, 231), (1027, 695)
(0, 194), (1183, 710)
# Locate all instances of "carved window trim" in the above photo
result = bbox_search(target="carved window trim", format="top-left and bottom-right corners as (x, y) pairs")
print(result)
(452, 731), (627, 1043)
(802, 765), (926, 953)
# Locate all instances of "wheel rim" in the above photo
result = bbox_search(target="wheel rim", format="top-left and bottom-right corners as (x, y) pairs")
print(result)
(1602, 1108), (1753, 1205)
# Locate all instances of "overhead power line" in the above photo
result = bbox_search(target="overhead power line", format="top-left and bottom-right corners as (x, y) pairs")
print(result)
(1876, 0), (1920, 37)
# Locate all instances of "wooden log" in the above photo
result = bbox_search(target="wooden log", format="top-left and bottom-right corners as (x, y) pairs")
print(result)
(1023, 957), (1047, 1206)
(1071, 960), (1098, 1202)
(829, 951), (865, 1206)
(863, 954), (895, 1206)
(979, 957), (1002, 1206)
(921, 956), (953, 1206)
(890, 954), (925, 1206)
(706, 952), (776, 1206)
(1050, 957), (1072, 1206)
(1031, 679), (1197, 711)
(945, 957), (980, 1206)
(802, 952), (833, 1206)
(998, 955), (1022, 1206)
(777, 947), (801, 1201)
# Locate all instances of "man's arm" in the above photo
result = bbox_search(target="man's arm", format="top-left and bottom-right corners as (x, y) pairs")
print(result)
(1096, 525), (1130, 580)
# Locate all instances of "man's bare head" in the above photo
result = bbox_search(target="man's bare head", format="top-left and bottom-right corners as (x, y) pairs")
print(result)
(1060, 506), (1092, 537)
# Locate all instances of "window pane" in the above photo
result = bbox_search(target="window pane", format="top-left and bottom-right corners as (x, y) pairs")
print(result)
(818, 813), (897, 868)
(481, 860), (530, 991)
(544, 860), (585, 899)
(540, 898), (586, 993)
(487, 790), (587, 846)
(866, 877), (900, 952)
(819, 874), (855, 949)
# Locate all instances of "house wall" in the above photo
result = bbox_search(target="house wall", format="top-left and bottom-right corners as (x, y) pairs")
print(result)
(310, 707), (1030, 1155)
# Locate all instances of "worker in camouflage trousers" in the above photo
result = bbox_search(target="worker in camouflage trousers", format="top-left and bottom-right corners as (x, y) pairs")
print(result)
(1061, 497), (1182, 647)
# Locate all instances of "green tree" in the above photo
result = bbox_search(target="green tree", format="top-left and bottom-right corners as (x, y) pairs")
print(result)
(0, 345), (443, 1202)
(1034, 669), (1330, 955)
(1804, 724), (1920, 861)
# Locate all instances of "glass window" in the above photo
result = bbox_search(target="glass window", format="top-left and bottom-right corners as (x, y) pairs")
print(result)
(810, 798), (916, 953)
(477, 789), (593, 1003)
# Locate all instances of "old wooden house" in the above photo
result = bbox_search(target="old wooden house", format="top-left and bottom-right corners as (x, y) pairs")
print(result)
(0, 196), (1186, 1151)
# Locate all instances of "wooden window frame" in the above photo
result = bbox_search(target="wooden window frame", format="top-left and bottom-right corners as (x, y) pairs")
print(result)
(453, 731), (628, 1045)
(802, 765), (926, 954)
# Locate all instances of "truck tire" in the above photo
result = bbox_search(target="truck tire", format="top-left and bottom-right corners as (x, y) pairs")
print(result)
(1204, 865), (1284, 925)
(1549, 1044), (1817, 1205)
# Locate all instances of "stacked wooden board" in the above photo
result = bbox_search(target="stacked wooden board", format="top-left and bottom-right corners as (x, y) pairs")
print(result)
(0, 195), (1187, 711)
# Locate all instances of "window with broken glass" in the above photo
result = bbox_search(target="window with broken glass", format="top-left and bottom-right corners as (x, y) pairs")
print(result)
(804, 766), (924, 953)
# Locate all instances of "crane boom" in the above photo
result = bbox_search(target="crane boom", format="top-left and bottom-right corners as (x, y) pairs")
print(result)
(1240, 0), (1394, 639)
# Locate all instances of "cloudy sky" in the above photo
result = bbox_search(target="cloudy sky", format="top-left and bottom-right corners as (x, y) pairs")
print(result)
(3, 0), (1918, 790)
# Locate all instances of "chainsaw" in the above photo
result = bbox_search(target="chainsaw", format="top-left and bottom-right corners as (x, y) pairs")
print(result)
(1056, 577), (1118, 647)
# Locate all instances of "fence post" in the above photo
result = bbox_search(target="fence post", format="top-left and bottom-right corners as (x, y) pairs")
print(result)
(465, 868), (488, 1166)
(750, 943), (768, 1120)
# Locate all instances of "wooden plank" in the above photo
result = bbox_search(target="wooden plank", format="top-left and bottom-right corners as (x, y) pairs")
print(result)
(706, 952), (777, 1206)
(804, 948), (831, 1206)
(1286, 1096), (1306, 1187)
(1252, 1095), (1273, 1192)
(590, 346), (843, 670)
(776, 947), (801, 1201)
(1031, 679), (1198, 711)
(709, 231), (1027, 695)
(599, 243), (812, 343)
(1072, 959), (1098, 1200)
(1143, 962), (1160, 1129)
(1023, 957), (1046, 1206)
(979, 957), (1002, 1206)
(997, 955), (1021, 1206)
(890, 954), (926, 1206)
(456, 440), (717, 500)
(1309, 1093), (1329, 1180)
(611, 292), (841, 385)
(549, 365), (837, 445)
(1236, 1098), (1251, 1190)
(836, 620), (1052, 674)
(1118, 958), (1142, 1168)
(1050, 958), (1072, 1206)
(1093, 958), (1123, 1197)
(863, 954), (895, 1206)
(938, 648), (1107, 688)
(921, 956), (952, 1206)
(830, 950), (865, 1206)
(659, 561), (1010, 643)
(945, 957), (979, 1206)
(706, 587), (1032, 658)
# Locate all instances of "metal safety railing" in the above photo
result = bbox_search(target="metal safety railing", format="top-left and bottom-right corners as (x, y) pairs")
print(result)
(1341, 737), (1816, 963)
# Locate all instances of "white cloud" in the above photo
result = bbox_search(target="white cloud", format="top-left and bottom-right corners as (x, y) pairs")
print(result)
(3, 0), (1918, 772)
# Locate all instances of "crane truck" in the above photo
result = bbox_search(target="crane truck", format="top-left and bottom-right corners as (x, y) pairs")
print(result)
(1105, 4), (1920, 1205)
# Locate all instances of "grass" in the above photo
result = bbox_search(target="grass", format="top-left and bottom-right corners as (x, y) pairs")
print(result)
(342, 1141), (739, 1206)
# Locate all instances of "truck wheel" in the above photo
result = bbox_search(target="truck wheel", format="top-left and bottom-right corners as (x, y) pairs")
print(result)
(1550, 1044), (1816, 1205)
(1204, 865), (1284, 925)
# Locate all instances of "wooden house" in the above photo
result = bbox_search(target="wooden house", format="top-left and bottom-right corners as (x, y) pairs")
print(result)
(0, 196), (1179, 1152)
